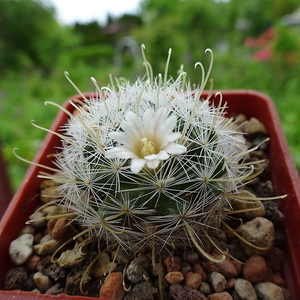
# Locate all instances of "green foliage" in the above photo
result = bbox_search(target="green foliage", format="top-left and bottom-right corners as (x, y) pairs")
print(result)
(0, 0), (79, 72)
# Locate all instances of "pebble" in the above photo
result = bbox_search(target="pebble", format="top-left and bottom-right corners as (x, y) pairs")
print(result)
(150, 261), (165, 277)
(34, 232), (43, 244)
(210, 271), (226, 293)
(33, 271), (53, 293)
(205, 252), (238, 278)
(169, 284), (208, 300)
(200, 281), (211, 295)
(19, 225), (35, 236)
(207, 291), (233, 300)
(99, 272), (125, 300)
(37, 256), (66, 282)
(92, 252), (117, 277)
(4, 267), (28, 290)
(180, 261), (192, 275)
(255, 282), (284, 300)
(244, 117), (268, 135)
(272, 273), (286, 287)
(125, 256), (151, 284)
(237, 217), (274, 256)
(57, 248), (85, 268)
(9, 233), (34, 265)
(184, 272), (202, 289)
(231, 260), (242, 275)
(125, 280), (158, 300)
(40, 233), (52, 244)
(111, 247), (130, 265)
(229, 190), (265, 219)
(234, 278), (257, 300)
(28, 211), (47, 228)
(42, 205), (67, 216)
(268, 247), (285, 272)
(25, 255), (41, 272)
(225, 278), (236, 290)
(51, 218), (76, 243)
(39, 179), (58, 190)
(243, 255), (268, 283)
(33, 238), (60, 256)
(185, 249), (199, 264)
(165, 271), (184, 285)
(193, 263), (208, 281)
(164, 255), (181, 272)
(40, 186), (61, 203)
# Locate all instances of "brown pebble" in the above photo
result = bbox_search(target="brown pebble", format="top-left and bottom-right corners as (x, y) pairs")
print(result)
(165, 271), (184, 285)
(99, 272), (125, 300)
(34, 233), (43, 244)
(184, 272), (202, 289)
(243, 255), (268, 283)
(268, 247), (285, 272)
(39, 179), (58, 190)
(26, 255), (41, 272)
(185, 249), (199, 264)
(51, 218), (75, 243)
(207, 291), (233, 300)
(232, 260), (242, 275)
(47, 219), (56, 236)
(193, 263), (208, 281)
(237, 217), (274, 256)
(205, 251), (238, 278)
(272, 273), (286, 287)
(180, 261), (192, 275)
(33, 239), (60, 256)
(164, 255), (181, 272)
(199, 281), (211, 295)
(225, 278), (236, 290)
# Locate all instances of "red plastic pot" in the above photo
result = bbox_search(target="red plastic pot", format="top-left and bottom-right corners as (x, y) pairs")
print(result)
(0, 90), (299, 299)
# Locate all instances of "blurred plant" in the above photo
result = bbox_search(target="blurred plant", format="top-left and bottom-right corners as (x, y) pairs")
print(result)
(0, 0), (79, 73)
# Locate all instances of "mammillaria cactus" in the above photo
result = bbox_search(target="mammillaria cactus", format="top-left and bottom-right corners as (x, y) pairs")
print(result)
(20, 46), (281, 263)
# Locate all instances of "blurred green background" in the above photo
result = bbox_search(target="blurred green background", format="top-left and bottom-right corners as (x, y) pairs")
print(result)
(1, 0), (300, 191)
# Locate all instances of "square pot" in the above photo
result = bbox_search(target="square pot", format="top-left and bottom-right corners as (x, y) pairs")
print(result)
(0, 90), (299, 299)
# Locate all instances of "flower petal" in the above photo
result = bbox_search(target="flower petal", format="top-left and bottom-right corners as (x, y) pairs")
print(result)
(153, 107), (168, 132)
(164, 143), (187, 155)
(130, 158), (146, 173)
(105, 147), (135, 159)
(109, 132), (129, 144)
(160, 132), (182, 147)
(146, 159), (160, 169)
(145, 150), (169, 161)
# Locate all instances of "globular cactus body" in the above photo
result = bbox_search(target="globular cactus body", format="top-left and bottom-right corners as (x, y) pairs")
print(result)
(46, 48), (256, 260)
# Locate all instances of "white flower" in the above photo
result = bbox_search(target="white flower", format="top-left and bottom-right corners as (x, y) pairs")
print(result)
(105, 107), (187, 173)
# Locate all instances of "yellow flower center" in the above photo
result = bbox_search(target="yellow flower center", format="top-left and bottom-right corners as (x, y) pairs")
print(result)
(141, 137), (156, 157)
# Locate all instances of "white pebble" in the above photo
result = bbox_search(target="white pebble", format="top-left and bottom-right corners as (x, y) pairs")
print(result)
(9, 233), (34, 265)
(255, 282), (284, 300)
(210, 271), (226, 293)
(33, 272), (52, 293)
(234, 278), (257, 300)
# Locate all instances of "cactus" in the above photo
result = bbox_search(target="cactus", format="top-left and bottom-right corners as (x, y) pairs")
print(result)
(20, 46), (279, 262)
